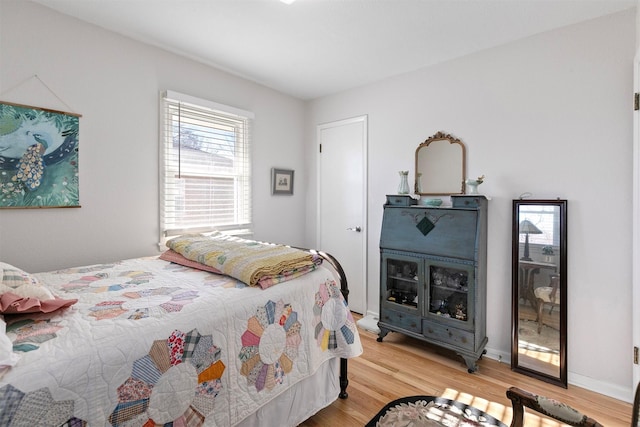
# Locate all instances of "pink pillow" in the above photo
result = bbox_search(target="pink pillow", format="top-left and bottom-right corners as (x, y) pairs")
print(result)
(159, 250), (222, 274)
(0, 293), (77, 314)
(0, 262), (77, 314)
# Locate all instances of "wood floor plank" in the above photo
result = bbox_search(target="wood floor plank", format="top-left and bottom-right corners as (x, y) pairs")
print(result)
(299, 314), (633, 426)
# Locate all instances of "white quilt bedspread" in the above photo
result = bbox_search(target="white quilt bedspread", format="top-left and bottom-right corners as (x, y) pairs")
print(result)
(0, 256), (362, 426)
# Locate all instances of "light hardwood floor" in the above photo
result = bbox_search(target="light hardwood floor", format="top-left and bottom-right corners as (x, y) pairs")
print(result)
(300, 314), (632, 427)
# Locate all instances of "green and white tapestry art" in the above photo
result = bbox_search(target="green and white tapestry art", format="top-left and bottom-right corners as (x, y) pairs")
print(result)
(0, 102), (80, 208)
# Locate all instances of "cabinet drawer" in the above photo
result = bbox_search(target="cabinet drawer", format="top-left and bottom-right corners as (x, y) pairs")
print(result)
(452, 195), (485, 208)
(380, 309), (421, 334)
(422, 321), (474, 351)
(385, 195), (416, 206)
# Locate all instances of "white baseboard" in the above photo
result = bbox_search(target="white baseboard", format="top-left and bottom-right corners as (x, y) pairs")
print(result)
(356, 312), (380, 334)
(482, 345), (511, 366)
(569, 371), (633, 403)
(482, 345), (634, 403)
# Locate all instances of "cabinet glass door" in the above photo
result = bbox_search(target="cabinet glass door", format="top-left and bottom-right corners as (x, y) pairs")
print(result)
(427, 263), (473, 325)
(383, 256), (420, 311)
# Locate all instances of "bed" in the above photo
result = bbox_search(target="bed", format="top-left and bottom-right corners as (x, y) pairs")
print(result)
(0, 233), (362, 426)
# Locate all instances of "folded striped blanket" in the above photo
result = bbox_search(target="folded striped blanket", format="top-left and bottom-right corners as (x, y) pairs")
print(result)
(166, 233), (318, 288)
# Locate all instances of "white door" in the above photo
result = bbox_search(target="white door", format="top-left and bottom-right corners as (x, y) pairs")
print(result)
(317, 116), (367, 314)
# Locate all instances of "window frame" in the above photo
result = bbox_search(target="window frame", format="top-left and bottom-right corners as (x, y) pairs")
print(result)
(159, 90), (253, 246)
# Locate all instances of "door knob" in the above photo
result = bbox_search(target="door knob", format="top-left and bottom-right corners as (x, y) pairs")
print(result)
(346, 226), (362, 232)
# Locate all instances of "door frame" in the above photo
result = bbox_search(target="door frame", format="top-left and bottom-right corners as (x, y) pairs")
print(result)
(633, 49), (640, 392)
(316, 115), (368, 314)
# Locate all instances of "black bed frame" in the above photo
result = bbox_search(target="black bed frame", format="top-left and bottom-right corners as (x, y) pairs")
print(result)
(302, 249), (350, 399)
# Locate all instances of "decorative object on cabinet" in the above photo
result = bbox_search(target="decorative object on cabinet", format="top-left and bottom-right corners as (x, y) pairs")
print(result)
(397, 170), (410, 194)
(377, 195), (488, 373)
(415, 131), (466, 196)
(512, 199), (567, 388)
(464, 174), (485, 195)
(422, 198), (443, 207)
(271, 167), (294, 195)
(0, 101), (81, 208)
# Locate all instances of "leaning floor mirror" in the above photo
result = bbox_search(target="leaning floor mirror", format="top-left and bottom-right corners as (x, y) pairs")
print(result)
(511, 199), (567, 387)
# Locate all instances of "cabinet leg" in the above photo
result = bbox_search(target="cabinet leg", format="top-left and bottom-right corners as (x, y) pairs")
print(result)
(377, 327), (390, 342)
(460, 354), (479, 373)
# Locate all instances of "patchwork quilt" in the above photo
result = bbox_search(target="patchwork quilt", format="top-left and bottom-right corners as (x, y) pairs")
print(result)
(0, 256), (362, 426)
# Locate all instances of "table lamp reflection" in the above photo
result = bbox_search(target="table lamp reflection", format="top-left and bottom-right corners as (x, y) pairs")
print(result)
(519, 219), (542, 261)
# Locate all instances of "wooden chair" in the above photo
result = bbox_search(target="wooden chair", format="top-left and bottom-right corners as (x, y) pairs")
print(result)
(534, 273), (560, 333)
(507, 383), (640, 426)
(507, 387), (602, 426)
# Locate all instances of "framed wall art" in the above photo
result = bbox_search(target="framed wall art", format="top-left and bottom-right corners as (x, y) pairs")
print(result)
(271, 168), (294, 195)
(0, 101), (81, 208)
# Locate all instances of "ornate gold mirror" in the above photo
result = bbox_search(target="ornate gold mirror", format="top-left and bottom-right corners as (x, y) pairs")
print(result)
(415, 131), (466, 195)
(512, 199), (567, 387)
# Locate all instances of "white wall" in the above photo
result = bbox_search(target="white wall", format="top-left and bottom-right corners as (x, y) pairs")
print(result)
(0, 1), (308, 272)
(306, 10), (635, 400)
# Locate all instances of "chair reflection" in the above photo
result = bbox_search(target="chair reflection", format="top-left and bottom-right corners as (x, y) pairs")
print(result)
(534, 273), (560, 334)
(518, 260), (557, 312)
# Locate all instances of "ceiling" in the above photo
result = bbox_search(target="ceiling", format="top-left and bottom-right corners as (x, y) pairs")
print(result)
(32, 0), (636, 100)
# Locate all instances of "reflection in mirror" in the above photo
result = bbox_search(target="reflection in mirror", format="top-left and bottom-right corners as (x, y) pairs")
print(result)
(512, 199), (567, 388)
(415, 131), (466, 195)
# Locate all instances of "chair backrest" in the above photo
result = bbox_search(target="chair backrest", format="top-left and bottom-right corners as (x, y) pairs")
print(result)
(506, 386), (603, 427)
(509, 383), (640, 426)
(548, 273), (559, 303)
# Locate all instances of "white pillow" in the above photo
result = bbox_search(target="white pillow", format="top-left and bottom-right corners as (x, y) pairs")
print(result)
(0, 262), (54, 301)
(0, 317), (20, 374)
(0, 282), (54, 301)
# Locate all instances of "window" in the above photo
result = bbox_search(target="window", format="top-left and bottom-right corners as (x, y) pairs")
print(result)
(518, 204), (560, 247)
(160, 91), (253, 243)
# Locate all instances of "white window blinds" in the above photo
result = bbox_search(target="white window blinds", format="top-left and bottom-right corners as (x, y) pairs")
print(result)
(518, 205), (559, 247)
(160, 91), (253, 240)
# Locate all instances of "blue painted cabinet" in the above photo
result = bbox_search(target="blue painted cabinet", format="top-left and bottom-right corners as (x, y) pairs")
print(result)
(377, 195), (488, 372)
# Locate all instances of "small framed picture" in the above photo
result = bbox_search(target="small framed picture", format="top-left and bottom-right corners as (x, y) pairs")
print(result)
(272, 168), (294, 195)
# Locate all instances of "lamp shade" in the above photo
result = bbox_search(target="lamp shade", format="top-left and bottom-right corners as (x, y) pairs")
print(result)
(519, 219), (542, 234)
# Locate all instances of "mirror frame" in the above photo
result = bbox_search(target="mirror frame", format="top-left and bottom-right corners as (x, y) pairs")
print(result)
(511, 199), (567, 388)
(415, 131), (466, 196)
